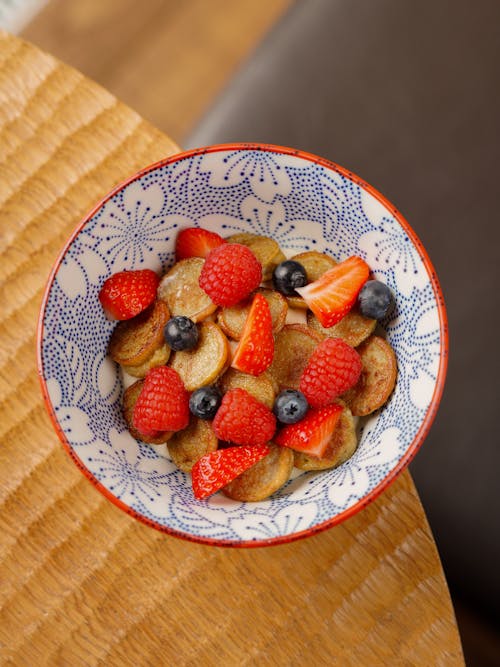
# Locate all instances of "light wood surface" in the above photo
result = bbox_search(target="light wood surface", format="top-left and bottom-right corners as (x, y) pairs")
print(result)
(0, 32), (464, 666)
(21, 0), (292, 143)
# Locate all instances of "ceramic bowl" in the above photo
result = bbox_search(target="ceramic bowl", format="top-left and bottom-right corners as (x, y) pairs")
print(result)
(37, 144), (448, 547)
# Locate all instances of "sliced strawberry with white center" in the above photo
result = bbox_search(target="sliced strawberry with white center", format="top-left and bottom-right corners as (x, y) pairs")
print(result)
(231, 293), (274, 376)
(296, 256), (370, 327)
(275, 404), (343, 458)
(176, 227), (226, 260)
(192, 444), (270, 499)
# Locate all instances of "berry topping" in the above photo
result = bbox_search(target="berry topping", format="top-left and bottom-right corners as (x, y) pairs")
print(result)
(273, 389), (309, 424)
(275, 403), (343, 458)
(212, 388), (276, 445)
(199, 243), (262, 307)
(272, 260), (308, 296)
(191, 444), (270, 499)
(104, 223), (399, 502)
(231, 293), (274, 376)
(357, 280), (395, 320)
(133, 367), (189, 435)
(176, 227), (226, 260)
(164, 315), (199, 351)
(296, 256), (370, 327)
(189, 385), (223, 420)
(299, 337), (362, 408)
(99, 269), (159, 320)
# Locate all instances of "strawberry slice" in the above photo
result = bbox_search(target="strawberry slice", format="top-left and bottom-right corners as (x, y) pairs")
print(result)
(191, 444), (270, 500)
(176, 227), (226, 260)
(275, 404), (343, 458)
(231, 293), (274, 376)
(295, 256), (370, 327)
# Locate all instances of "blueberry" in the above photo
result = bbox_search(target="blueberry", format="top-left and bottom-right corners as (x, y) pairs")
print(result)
(358, 280), (395, 320)
(273, 389), (308, 424)
(189, 386), (222, 420)
(164, 316), (199, 351)
(272, 260), (307, 296)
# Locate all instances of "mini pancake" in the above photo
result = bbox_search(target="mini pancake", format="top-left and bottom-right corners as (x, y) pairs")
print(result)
(293, 403), (357, 470)
(307, 310), (376, 348)
(123, 380), (173, 444)
(122, 343), (170, 378)
(342, 335), (397, 416)
(167, 416), (218, 472)
(286, 250), (338, 309)
(268, 323), (324, 391)
(227, 232), (286, 280)
(217, 287), (288, 340)
(158, 257), (217, 322)
(170, 321), (230, 391)
(219, 368), (276, 409)
(109, 299), (170, 366)
(222, 443), (294, 501)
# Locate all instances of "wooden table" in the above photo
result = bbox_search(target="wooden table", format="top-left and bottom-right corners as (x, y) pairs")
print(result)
(0, 32), (464, 666)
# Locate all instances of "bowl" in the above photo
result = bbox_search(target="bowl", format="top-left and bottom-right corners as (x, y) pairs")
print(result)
(37, 143), (448, 547)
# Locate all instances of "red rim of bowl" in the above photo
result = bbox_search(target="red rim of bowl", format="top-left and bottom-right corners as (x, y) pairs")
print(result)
(36, 142), (449, 548)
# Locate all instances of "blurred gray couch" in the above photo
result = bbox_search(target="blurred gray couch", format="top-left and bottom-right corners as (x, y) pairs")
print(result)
(187, 0), (500, 625)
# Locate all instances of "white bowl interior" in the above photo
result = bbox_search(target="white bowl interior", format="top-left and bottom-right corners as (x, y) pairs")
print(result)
(39, 147), (444, 545)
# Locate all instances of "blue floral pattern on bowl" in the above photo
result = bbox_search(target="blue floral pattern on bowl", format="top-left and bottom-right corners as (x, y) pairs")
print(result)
(38, 145), (447, 546)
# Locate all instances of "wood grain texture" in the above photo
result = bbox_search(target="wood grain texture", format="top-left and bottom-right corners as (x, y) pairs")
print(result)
(21, 0), (292, 143)
(0, 32), (464, 666)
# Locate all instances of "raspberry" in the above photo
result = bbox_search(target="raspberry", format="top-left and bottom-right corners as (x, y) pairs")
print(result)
(299, 338), (362, 408)
(199, 243), (262, 307)
(212, 388), (276, 445)
(99, 269), (159, 320)
(133, 367), (189, 435)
